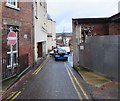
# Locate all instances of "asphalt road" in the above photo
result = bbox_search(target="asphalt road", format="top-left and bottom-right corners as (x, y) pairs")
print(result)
(7, 54), (92, 100)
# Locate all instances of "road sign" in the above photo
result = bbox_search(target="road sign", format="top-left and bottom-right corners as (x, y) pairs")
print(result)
(7, 31), (17, 45)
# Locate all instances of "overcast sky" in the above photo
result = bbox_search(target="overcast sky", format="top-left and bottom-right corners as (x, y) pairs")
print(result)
(47, 0), (119, 33)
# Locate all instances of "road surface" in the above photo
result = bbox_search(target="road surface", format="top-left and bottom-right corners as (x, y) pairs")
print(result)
(7, 54), (92, 100)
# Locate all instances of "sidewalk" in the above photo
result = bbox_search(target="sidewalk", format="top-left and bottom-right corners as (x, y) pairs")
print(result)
(1, 55), (49, 100)
(78, 68), (119, 99)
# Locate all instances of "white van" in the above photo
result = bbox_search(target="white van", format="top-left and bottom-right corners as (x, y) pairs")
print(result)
(58, 46), (70, 54)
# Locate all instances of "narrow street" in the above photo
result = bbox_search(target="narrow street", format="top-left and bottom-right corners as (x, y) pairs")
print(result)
(7, 55), (91, 100)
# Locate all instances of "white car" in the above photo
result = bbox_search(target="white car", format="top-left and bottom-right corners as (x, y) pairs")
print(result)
(49, 50), (54, 56)
(58, 46), (70, 54)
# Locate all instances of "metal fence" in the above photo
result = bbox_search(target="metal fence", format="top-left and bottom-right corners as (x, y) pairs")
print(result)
(79, 35), (119, 81)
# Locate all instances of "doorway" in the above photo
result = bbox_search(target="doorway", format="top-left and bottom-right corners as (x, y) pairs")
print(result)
(37, 42), (42, 58)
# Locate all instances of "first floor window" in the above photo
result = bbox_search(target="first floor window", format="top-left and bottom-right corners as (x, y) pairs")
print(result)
(6, 0), (19, 8)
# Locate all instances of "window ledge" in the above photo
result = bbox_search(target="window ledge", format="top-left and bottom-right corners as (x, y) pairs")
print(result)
(7, 63), (18, 69)
(6, 3), (20, 11)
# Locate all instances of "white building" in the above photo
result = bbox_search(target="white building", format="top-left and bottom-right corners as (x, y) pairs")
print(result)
(118, 1), (120, 12)
(33, 0), (48, 61)
(47, 14), (56, 51)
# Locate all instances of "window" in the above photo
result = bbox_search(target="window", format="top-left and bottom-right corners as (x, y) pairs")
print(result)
(7, 25), (18, 69)
(6, 0), (20, 10)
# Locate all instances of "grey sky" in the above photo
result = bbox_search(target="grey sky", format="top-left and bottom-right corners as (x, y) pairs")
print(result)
(47, 0), (119, 33)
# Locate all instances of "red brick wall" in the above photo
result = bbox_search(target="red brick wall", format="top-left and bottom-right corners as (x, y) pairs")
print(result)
(109, 13), (120, 35)
(78, 22), (109, 36)
(0, 2), (2, 73)
(2, 2), (33, 65)
(109, 22), (120, 35)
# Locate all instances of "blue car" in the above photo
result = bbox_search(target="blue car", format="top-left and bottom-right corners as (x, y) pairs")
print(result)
(54, 49), (68, 61)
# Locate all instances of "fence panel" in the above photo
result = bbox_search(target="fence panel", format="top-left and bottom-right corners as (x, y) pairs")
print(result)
(79, 35), (119, 81)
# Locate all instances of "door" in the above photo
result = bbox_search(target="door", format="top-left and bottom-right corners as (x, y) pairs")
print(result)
(37, 42), (42, 58)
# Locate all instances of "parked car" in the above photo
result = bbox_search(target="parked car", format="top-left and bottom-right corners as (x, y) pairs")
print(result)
(58, 46), (70, 54)
(54, 49), (68, 61)
(49, 50), (54, 56)
(49, 47), (58, 56)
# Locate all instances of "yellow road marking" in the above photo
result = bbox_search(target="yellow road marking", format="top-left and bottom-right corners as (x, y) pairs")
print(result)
(7, 91), (17, 99)
(64, 63), (82, 100)
(10, 91), (21, 101)
(33, 59), (47, 75)
(65, 63), (89, 99)
(35, 66), (43, 75)
(35, 61), (47, 75)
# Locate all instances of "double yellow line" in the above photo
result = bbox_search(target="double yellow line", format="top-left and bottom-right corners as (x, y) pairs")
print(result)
(33, 59), (48, 75)
(64, 63), (89, 100)
(7, 91), (21, 101)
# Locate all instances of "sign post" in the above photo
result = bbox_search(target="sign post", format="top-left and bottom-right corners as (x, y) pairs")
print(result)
(7, 31), (17, 69)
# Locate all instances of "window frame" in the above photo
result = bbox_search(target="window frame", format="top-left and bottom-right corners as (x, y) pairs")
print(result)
(6, 0), (20, 10)
(7, 26), (18, 69)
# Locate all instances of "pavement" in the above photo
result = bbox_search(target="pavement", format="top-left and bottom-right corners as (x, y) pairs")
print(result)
(1, 56), (48, 100)
(78, 68), (119, 99)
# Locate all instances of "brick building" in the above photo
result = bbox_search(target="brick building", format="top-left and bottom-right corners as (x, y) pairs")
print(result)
(1, 1), (33, 80)
(72, 12), (120, 42)
(72, 13), (120, 80)
(56, 33), (73, 46)
(108, 13), (120, 35)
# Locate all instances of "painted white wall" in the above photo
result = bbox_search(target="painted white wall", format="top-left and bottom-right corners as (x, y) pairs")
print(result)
(47, 18), (56, 51)
(47, 36), (52, 51)
(34, 0), (48, 61)
(118, 1), (120, 12)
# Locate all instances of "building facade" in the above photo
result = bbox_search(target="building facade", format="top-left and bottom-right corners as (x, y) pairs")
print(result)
(33, 0), (48, 61)
(72, 13), (120, 80)
(72, 13), (120, 43)
(1, 1), (33, 80)
(47, 15), (56, 51)
(56, 33), (73, 47)
(118, 1), (120, 12)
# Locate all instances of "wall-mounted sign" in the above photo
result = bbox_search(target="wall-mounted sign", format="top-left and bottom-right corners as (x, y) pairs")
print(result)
(7, 31), (17, 45)
(80, 45), (84, 50)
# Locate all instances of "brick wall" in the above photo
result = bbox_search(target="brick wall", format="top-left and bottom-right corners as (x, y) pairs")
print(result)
(2, 2), (32, 64)
(78, 22), (109, 36)
(109, 22), (120, 35)
(2, 2), (33, 71)
(0, 1), (2, 81)
(109, 13), (120, 35)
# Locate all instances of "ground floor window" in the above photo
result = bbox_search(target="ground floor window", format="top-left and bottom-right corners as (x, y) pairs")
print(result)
(7, 25), (19, 69)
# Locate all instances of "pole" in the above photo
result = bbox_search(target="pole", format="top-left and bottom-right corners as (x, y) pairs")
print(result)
(10, 45), (14, 73)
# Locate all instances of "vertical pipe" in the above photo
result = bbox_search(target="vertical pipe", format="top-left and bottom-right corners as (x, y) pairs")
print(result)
(32, 0), (35, 67)
(10, 45), (13, 69)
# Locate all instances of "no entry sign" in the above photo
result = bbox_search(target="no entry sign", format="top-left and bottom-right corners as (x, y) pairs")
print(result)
(7, 31), (17, 45)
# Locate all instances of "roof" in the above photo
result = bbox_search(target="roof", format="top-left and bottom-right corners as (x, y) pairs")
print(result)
(72, 18), (108, 23)
(109, 12), (120, 22)
(56, 32), (73, 36)
(72, 12), (120, 24)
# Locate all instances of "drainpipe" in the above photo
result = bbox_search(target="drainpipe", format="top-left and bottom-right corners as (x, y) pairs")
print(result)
(32, 1), (35, 68)
(0, 3), (2, 88)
